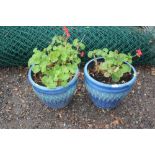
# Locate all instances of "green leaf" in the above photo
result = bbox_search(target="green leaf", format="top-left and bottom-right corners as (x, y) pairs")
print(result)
(101, 51), (108, 58)
(49, 52), (59, 63)
(107, 60), (114, 66)
(40, 62), (47, 73)
(121, 64), (131, 74)
(111, 72), (121, 82)
(63, 66), (69, 73)
(61, 53), (68, 61)
(33, 48), (39, 53)
(51, 36), (57, 45)
(61, 80), (68, 86)
(73, 39), (79, 47)
(104, 72), (110, 77)
(79, 43), (85, 50)
(88, 51), (93, 58)
(119, 53), (129, 62)
(107, 68), (113, 74)
(113, 66), (120, 73)
(115, 59), (123, 65)
(68, 64), (77, 74)
(127, 59), (132, 64)
(61, 73), (70, 81)
(95, 49), (102, 56)
(108, 51), (114, 58)
(103, 48), (109, 53)
(53, 46), (58, 50)
(66, 43), (72, 49)
(53, 74), (59, 81)
(43, 48), (47, 53)
(41, 75), (49, 86)
(32, 65), (40, 73)
(99, 62), (108, 70)
(47, 45), (52, 51)
(127, 53), (132, 63)
(41, 53), (49, 62)
(75, 58), (81, 64)
(28, 58), (34, 68)
(41, 75), (57, 89)
(47, 81), (57, 89)
(28, 51), (42, 67)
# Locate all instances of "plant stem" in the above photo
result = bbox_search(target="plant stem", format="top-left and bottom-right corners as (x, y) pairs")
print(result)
(77, 35), (86, 51)
(81, 35), (86, 43)
(94, 55), (98, 72)
(77, 44), (80, 51)
(47, 63), (54, 68)
(132, 54), (139, 61)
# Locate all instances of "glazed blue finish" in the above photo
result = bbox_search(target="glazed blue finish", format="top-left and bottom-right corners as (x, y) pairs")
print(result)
(84, 58), (137, 109)
(28, 67), (79, 109)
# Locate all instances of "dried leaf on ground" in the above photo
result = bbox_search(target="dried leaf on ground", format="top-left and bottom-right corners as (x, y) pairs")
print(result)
(110, 117), (124, 126)
(151, 67), (155, 76)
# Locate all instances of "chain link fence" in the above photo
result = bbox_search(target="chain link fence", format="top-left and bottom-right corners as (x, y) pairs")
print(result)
(0, 26), (155, 67)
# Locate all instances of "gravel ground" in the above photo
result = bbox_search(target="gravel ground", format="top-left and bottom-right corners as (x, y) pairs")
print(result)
(0, 66), (155, 129)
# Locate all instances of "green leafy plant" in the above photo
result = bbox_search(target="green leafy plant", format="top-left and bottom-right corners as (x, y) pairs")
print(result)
(88, 48), (142, 83)
(28, 27), (86, 88)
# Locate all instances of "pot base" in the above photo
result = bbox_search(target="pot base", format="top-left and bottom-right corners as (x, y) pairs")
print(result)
(33, 86), (76, 109)
(85, 83), (129, 109)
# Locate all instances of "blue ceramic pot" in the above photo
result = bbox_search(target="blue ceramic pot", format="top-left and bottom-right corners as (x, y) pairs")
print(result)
(28, 67), (79, 109)
(84, 58), (137, 109)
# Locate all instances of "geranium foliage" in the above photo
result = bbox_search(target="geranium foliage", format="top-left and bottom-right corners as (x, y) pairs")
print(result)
(28, 32), (85, 88)
(88, 48), (142, 82)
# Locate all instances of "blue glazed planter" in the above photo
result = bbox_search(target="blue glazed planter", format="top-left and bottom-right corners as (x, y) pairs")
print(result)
(28, 67), (79, 109)
(84, 58), (137, 109)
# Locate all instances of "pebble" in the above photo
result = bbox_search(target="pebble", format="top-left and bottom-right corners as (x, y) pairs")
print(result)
(151, 67), (155, 76)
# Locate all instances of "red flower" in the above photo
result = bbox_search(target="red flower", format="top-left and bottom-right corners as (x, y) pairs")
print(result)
(80, 51), (85, 57)
(63, 26), (70, 38)
(136, 49), (143, 57)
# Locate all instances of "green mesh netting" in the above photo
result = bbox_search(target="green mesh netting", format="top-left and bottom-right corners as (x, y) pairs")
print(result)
(0, 26), (155, 67)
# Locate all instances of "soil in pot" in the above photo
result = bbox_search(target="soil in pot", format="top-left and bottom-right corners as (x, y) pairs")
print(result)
(88, 61), (133, 84)
(32, 72), (44, 86)
(32, 72), (74, 87)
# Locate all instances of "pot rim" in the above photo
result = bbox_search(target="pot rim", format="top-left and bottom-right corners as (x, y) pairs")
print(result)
(84, 57), (137, 88)
(28, 66), (79, 92)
